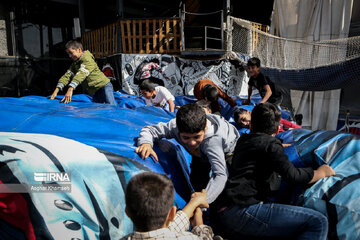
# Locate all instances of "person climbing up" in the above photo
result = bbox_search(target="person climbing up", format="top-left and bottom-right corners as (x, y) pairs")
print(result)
(243, 57), (282, 106)
(121, 171), (214, 240)
(193, 79), (237, 115)
(214, 103), (335, 240)
(50, 40), (116, 105)
(135, 103), (240, 204)
(234, 107), (301, 132)
(139, 79), (175, 112)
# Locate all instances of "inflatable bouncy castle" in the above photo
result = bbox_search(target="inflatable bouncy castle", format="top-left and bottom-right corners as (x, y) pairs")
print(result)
(0, 92), (359, 239)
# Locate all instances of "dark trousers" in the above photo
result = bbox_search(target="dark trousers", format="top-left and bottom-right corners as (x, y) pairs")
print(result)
(92, 82), (117, 105)
(190, 156), (211, 192)
(190, 154), (233, 235)
(190, 153), (233, 192)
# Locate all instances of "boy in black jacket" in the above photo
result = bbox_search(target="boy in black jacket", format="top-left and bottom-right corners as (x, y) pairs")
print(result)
(243, 57), (282, 105)
(216, 102), (335, 240)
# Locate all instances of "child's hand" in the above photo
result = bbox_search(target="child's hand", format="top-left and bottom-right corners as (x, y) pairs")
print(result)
(317, 164), (335, 178)
(61, 87), (73, 104)
(50, 88), (59, 99)
(135, 143), (159, 161)
(50, 93), (57, 100)
(182, 190), (209, 220)
(190, 207), (203, 227)
(190, 189), (209, 209)
(309, 164), (335, 184)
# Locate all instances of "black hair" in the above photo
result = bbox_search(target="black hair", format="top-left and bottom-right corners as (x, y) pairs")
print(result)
(202, 84), (219, 103)
(146, 76), (165, 87)
(139, 79), (155, 92)
(247, 57), (261, 67)
(196, 99), (211, 112)
(251, 103), (281, 135)
(295, 114), (303, 126)
(125, 172), (174, 232)
(65, 40), (83, 51)
(176, 103), (206, 133)
(234, 108), (249, 125)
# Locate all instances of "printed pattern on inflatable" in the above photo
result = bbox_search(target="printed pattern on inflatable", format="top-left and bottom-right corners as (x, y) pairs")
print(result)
(0, 132), (147, 239)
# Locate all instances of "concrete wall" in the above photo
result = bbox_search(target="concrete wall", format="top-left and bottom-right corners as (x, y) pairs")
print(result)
(0, 3), (8, 56)
(349, 0), (360, 37)
(0, 20), (8, 56)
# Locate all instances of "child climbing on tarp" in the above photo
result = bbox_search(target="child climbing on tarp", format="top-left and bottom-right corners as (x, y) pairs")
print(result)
(214, 103), (335, 240)
(234, 106), (301, 133)
(139, 79), (175, 112)
(193, 79), (238, 115)
(50, 40), (116, 105)
(243, 57), (282, 106)
(135, 103), (240, 204)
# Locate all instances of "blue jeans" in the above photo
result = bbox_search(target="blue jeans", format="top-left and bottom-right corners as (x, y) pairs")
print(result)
(92, 82), (117, 105)
(218, 203), (328, 240)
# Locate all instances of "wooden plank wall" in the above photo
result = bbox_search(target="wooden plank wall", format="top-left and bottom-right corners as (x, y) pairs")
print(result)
(82, 22), (118, 58)
(82, 18), (181, 57)
(252, 23), (269, 52)
(120, 18), (181, 54)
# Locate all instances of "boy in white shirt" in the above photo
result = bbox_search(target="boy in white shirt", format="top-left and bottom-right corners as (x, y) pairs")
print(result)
(139, 79), (175, 112)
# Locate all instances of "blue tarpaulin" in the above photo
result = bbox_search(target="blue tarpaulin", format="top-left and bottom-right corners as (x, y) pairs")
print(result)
(0, 92), (359, 239)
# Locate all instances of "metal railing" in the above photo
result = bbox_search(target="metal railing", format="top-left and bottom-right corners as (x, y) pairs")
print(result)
(205, 25), (224, 50)
(180, 4), (224, 51)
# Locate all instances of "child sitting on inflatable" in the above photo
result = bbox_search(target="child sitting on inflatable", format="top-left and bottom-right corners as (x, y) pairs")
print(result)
(243, 57), (282, 106)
